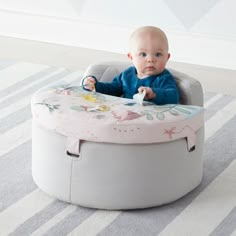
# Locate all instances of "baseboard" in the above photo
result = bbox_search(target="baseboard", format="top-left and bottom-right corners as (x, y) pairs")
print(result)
(0, 9), (235, 70)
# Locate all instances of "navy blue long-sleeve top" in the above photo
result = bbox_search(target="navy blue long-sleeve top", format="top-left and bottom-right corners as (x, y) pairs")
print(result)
(83, 66), (179, 105)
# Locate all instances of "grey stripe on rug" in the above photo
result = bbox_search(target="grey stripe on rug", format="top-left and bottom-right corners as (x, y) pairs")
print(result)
(0, 60), (235, 236)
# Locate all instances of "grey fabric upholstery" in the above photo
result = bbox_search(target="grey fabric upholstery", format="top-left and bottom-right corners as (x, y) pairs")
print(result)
(32, 61), (205, 210)
(83, 61), (204, 106)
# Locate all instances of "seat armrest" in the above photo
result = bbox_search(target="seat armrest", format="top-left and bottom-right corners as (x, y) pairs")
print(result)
(169, 68), (204, 106)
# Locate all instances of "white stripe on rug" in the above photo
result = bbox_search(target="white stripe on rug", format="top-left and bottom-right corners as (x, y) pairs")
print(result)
(0, 189), (54, 236)
(205, 98), (236, 140)
(0, 96), (32, 120)
(204, 93), (223, 108)
(0, 68), (66, 103)
(0, 62), (48, 92)
(230, 229), (236, 236)
(0, 119), (32, 157)
(31, 204), (78, 236)
(0, 70), (83, 120)
(66, 210), (121, 236)
(158, 159), (236, 236)
(61, 70), (83, 84)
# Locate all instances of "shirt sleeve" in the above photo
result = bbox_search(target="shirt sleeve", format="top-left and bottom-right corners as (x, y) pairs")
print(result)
(149, 73), (180, 105)
(95, 74), (123, 97)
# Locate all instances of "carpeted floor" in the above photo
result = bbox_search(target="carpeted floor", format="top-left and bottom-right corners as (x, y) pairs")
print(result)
(0, 59), (236, 236)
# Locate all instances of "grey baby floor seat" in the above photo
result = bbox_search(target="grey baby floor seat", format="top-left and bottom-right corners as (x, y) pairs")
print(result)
(31, 61), (204, 210)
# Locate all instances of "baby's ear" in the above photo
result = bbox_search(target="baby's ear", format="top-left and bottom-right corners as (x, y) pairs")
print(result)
(127, 53), (133, 60)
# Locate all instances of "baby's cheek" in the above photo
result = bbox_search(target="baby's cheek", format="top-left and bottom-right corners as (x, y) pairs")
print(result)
(158, 61), (167, 69)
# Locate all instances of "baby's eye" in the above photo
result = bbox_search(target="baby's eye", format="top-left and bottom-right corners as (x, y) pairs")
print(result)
(155, 53), (162, 57)
(139, 52), (147, 57)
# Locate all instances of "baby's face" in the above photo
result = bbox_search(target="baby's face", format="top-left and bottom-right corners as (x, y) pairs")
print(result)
(128, 31), (170, 79)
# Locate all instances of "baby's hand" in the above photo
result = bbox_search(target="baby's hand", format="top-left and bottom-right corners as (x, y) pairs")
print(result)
(138, 86), (156, 100)
(83, 76), (96, 91)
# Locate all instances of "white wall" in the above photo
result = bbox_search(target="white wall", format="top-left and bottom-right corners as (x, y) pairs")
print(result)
(0, 0), (235, 70)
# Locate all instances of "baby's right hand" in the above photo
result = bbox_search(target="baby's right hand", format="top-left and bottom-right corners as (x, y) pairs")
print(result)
(83, 77), (96, 91)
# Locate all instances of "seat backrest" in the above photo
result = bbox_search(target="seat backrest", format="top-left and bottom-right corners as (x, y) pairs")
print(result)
(83, 61), (203, 106)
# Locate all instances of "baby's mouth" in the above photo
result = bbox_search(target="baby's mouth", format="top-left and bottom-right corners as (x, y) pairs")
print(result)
(145, 66), (155, 70)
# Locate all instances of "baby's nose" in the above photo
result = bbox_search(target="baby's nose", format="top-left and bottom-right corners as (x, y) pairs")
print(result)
(147, 55), (155, 62)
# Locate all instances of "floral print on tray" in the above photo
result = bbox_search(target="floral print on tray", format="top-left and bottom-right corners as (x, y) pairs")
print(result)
(31, 83), (204, 150)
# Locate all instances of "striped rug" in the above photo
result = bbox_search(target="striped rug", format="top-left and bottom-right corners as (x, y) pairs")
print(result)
(0, 59), (236, 236)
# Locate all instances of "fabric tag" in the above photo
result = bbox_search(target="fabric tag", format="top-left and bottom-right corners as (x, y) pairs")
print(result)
(66, 137), (80, 157)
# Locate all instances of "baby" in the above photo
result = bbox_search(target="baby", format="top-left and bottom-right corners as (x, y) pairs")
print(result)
(82, 26), (179, 105)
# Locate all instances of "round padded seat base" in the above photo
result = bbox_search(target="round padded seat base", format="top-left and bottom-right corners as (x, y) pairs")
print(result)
(32, 121), (204, 210)
(31, 62), (205, 209)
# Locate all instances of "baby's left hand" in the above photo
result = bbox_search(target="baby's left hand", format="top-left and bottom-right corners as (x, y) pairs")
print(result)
(138, 86), (156, 100)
